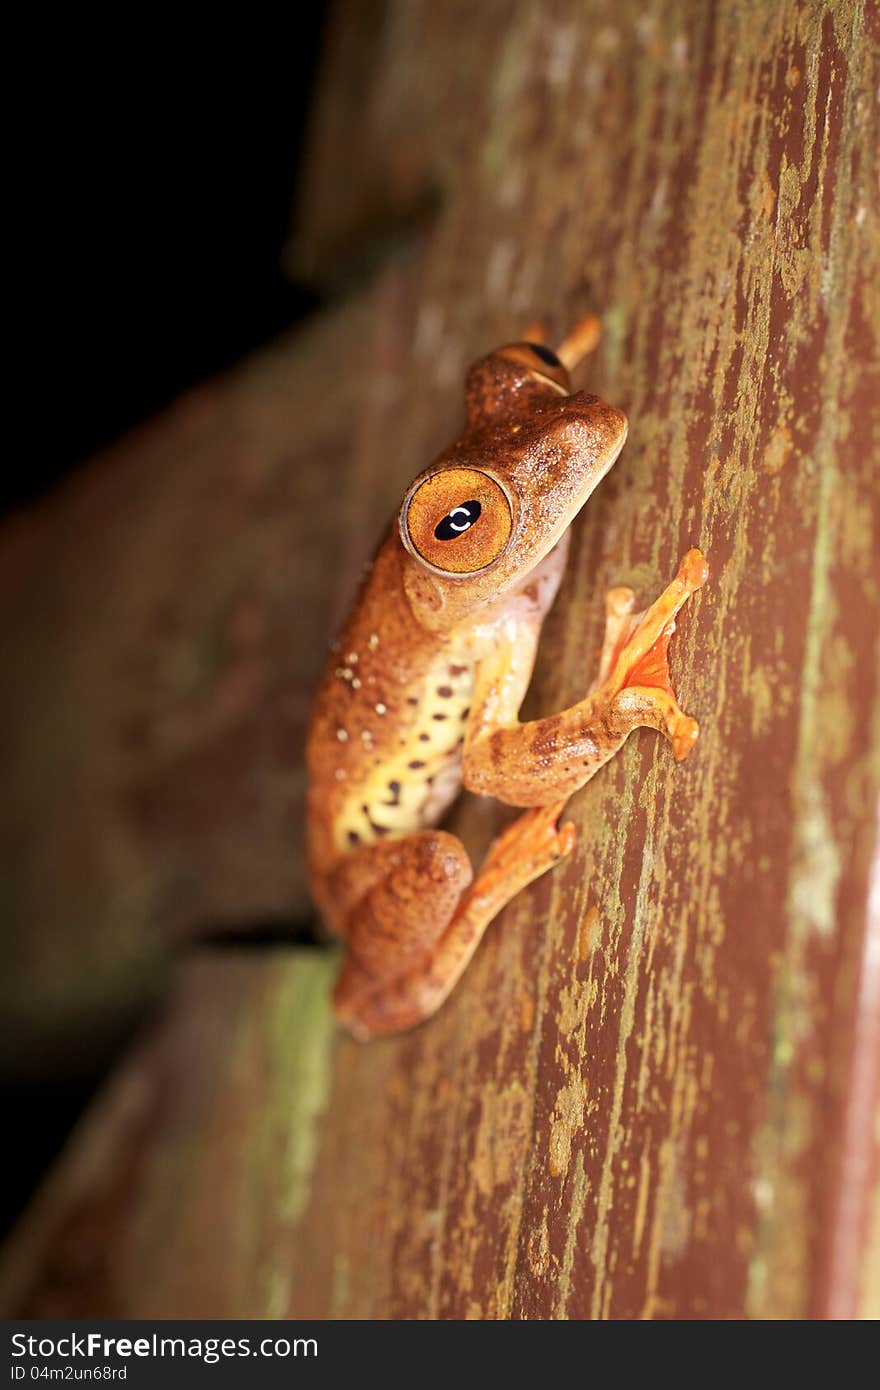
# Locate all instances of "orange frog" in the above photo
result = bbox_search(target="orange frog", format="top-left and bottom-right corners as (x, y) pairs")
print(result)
(307, 316), (707, 1040)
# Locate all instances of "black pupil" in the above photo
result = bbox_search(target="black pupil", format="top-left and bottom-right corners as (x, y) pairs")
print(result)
(434, 500), (482, 540)
(526, 341), (561, 367)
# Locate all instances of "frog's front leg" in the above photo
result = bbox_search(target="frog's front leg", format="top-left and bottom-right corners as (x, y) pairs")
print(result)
(462, 548), (708, 806)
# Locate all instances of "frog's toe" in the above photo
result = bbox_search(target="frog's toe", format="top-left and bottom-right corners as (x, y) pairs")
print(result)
(605, 585), (637, 618)
(672, 712), (700, 761)
(592, 586), (637, 689)
(680, 547), (710, 591)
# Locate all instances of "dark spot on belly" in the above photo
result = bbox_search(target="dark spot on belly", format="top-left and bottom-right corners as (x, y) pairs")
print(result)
(449, 663), (468, 677)
(432, 713), (448, 721)
(384, 780), (401, 805)
(406, 696), (419, 706)
(419, 732), (430, 742)
(408, 759), (426, 769)
(347, 830), (361, 846)
(367, 818), (390, 836)
(461, 707), (470, 720)
(436, 685), (453, 698)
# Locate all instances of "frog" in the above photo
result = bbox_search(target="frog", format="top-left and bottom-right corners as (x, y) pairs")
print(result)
(306, 314), (707, 1041)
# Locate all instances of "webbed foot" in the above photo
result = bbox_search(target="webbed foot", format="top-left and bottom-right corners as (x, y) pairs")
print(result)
(597, 549), (708, 761)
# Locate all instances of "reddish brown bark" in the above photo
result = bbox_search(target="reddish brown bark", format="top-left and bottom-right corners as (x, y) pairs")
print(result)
(1, 0), (877, 1318)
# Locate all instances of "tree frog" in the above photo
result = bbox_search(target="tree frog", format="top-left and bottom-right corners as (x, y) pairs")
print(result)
(307, 315), (707, 1040)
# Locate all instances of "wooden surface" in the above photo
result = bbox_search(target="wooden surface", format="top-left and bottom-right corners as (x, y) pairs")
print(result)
(2, 0), (879, 1318)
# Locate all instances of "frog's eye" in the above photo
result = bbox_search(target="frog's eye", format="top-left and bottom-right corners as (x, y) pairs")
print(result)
(401, 466), (513, 576)
(526, 341), (562, 367)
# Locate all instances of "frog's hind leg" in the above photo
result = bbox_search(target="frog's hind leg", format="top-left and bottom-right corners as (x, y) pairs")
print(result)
(335, 803), (575, 1040)
(332, 830), (472, 1025)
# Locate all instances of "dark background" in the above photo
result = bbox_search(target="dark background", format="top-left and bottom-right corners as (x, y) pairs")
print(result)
(6, 15), (328, 1232)
(12, 17), (327, 512)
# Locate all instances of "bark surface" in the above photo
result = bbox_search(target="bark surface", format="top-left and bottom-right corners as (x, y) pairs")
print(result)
(1, 0), (877, 1318)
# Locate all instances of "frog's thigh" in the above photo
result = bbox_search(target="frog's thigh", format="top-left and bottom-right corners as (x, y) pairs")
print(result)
(337, 803), (575, 1040)
(334, 830), (473, 997)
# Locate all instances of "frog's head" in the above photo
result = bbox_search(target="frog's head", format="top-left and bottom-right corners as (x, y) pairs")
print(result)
(399, 342), (628, 631)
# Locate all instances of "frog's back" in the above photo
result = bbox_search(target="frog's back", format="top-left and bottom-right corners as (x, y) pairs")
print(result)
(306, 533), (475, 878)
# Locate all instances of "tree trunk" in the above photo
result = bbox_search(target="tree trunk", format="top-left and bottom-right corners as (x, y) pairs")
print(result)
(1, 0), (878, 1319)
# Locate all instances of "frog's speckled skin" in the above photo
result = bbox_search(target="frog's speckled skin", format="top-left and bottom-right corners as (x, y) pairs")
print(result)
(307, 318), (707, 1039)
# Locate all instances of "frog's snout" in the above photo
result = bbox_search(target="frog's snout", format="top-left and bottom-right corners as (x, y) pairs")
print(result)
(595, 400), (629, 453)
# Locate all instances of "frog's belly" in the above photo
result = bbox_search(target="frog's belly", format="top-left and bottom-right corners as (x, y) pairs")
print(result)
(331, 659), (474, 851)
